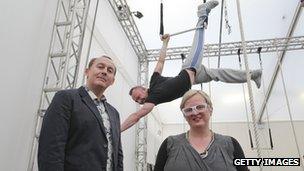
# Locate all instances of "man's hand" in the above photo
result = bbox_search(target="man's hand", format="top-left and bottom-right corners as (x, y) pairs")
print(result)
(121, 103), (155, 132)
(161, 34), (170, 44)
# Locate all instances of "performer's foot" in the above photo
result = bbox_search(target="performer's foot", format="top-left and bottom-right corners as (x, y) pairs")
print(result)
(251, 70), (262, 88)
(197, 0), (219, 18)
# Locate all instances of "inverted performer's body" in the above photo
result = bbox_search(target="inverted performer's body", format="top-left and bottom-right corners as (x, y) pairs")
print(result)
(121, 0), (262, 132)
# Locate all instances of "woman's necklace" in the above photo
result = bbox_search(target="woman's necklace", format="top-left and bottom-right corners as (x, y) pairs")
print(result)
(186, 130), (215, 159)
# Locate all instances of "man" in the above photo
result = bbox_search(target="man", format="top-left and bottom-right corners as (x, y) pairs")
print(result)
(121, 0), (262, 132)
(38, 56), (123, 171)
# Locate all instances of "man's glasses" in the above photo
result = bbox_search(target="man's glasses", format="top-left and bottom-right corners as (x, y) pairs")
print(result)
(181, 103), (208, 117)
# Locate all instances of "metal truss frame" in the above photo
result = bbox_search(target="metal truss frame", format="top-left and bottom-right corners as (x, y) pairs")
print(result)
(147, 36), (304, 61)
(134, 59), (149, 171)
(106, 0), (149, 170)
(27, 0), (91, 170)
(107, 0), (147, 59)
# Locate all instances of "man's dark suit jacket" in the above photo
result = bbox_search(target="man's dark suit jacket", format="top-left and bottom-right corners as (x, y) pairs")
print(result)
(38, 86), (123, 171)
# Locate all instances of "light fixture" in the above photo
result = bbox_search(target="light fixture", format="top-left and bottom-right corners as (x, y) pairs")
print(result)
(117, 5), (143, 19)
(131, 11), (143, 19)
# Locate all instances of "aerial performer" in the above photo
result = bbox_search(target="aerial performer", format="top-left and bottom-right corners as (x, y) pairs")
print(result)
(121, 0), (262, 132)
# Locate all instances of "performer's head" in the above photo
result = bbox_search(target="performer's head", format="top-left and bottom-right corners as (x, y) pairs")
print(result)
(129, 86), (148, 104)
(180, 90), (213, 129)
(85, 55), (116, 92)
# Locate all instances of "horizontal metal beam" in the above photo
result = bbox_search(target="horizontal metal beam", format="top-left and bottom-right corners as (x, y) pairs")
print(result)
(147, 36), (304, 61)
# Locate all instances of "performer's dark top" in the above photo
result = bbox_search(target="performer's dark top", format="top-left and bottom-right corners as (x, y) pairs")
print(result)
(145, 70), (191, 106)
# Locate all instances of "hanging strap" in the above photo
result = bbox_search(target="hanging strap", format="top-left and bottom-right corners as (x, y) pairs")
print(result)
(237, 48), (253, 148)
(236, 0), (262, 162)
(224, 0), (232, 34)
(159, 0), (164, 36)
(257, 47), (274, 149)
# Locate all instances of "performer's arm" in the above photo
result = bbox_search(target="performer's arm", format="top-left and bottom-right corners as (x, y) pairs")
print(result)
(121, 102), (155, 132)
(154, 34), (170, 74)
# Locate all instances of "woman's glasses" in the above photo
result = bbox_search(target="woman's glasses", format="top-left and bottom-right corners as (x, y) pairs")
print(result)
(181, 103), (208, 117)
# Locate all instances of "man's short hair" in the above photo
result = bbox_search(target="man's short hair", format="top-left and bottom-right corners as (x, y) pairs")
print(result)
(129, 86), (145, 96)
(88, 55), (116, 75)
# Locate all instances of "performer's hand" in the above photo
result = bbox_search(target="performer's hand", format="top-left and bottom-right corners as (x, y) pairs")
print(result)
(161, 34), (170, 44)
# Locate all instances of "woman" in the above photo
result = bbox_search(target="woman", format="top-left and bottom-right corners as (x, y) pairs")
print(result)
(154, 90), (248, 171)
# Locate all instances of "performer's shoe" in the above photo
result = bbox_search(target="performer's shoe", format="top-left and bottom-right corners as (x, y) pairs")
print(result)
(197, 0), (219, 18)
(251, 69), (262, 88)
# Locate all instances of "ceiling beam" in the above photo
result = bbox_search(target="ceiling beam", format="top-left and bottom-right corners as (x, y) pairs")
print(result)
(147, 36), (304, 61)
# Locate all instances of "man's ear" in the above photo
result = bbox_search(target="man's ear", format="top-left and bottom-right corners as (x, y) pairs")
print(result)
(84, 68), (89, 78)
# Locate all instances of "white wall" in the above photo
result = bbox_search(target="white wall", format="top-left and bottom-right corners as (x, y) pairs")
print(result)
(0, 0), (58, 170)
(0, 0), (139, 170)
(161, 121), (304, 171)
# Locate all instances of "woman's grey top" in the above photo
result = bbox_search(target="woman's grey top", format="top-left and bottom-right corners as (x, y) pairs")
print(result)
(154, 132), (248, 171)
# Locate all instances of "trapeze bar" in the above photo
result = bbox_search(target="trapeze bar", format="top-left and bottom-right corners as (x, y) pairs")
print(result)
(170, 26), (204, 37)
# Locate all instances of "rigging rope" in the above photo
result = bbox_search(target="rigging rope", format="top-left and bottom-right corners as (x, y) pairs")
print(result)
(274, 39), (304, 170)
(81, 0), (100, 85)
(217, 0), (224, 68)
(218, 0), (231, 68)
(235, 0), (262, 167)
(206, 47), (212, 129)
(224, 0), (232, 34)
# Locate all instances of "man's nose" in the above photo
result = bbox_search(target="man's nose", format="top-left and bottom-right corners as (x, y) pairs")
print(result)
(101, 68), (107, 75)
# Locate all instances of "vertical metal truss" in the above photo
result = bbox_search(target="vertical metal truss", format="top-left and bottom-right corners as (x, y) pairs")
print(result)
(106, 0), (149, 170)
(147, 36), (304, 61)
(135, 58), (149, 171)
(27, 0), (91, 170)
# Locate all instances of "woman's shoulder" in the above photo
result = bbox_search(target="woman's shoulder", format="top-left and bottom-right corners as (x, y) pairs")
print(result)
(165, 133), (186, 151)
(214, 133), (235, 142)
(166, 132), (187, 147)
(214, 133), (236, 148)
